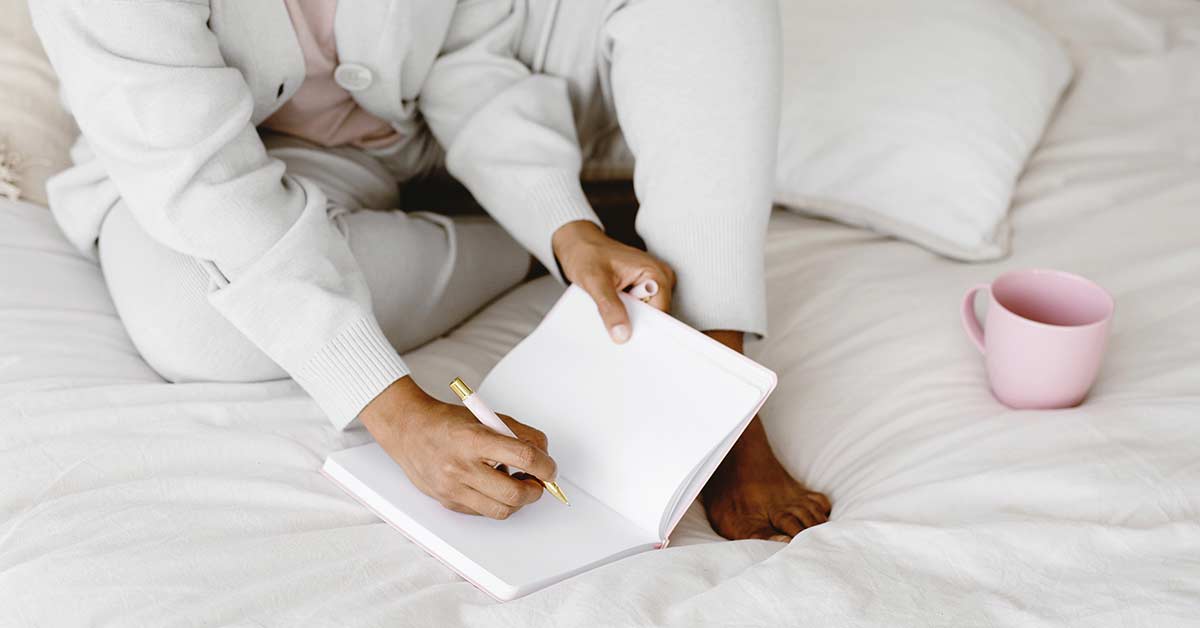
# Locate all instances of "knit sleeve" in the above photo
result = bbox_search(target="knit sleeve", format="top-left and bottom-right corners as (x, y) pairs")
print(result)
(418, 0), (603, 282)
(30, 0), (409, 429)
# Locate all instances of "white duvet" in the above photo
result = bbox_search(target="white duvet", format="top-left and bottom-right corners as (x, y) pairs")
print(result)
(2, 1), (1199, 626)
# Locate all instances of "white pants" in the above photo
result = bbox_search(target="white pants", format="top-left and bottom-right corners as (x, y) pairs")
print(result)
(99, 0), (779, 384)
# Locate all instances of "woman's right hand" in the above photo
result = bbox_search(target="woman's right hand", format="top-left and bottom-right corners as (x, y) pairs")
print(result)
(358, 376), (557, 520)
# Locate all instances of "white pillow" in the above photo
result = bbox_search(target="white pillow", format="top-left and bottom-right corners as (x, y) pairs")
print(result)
(775, 0), (1072, 260)
(0, 0), (78, 207)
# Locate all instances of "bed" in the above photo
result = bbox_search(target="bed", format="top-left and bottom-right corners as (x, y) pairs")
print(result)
(2, 1), (1199, 626)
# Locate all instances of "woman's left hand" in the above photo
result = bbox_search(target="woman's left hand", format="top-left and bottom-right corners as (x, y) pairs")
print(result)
(551, 220), (674, 343)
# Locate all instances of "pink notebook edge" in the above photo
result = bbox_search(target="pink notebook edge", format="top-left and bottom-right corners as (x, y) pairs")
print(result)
(321, 457), (664, 602)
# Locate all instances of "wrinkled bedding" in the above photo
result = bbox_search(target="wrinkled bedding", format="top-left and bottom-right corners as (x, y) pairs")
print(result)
(2, 1), (1199, 625)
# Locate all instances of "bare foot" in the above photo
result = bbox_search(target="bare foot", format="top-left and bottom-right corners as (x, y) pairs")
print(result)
(701, 417), (831, 541)
(701, 330), (832, 542)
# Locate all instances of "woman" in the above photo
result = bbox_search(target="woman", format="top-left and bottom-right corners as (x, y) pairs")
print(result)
(30, 0), (831, 541)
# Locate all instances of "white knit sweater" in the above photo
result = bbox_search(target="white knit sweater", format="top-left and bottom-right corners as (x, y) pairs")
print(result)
(29, 0), (605, 429)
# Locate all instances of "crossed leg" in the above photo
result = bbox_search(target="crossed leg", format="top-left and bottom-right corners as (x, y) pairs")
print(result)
(601, 0), (832, 539)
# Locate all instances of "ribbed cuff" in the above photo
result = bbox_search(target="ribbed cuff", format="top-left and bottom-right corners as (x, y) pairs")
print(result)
(640, 215), (770, 339)
(292, 315), (411, 431)
(523, 171), (603, 283)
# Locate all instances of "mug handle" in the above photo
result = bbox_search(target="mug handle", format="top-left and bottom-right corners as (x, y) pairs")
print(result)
(961, 284), (989, 354)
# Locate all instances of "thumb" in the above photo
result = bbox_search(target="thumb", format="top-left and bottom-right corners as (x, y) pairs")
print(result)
(580, 275), (632, 344)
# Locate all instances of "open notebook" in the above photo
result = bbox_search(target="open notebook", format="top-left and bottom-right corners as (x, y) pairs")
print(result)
(323, 285), (777, 600)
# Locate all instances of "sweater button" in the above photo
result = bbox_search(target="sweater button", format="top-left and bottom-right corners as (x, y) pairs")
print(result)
(334, 63), (373, 91)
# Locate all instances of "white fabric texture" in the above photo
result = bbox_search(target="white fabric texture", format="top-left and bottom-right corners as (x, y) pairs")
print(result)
(773, 0), (1073, 261)
(1, 1), (1198, 624)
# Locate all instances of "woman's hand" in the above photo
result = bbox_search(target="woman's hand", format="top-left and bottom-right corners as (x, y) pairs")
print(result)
(551, 220), (675, 343)
(359, 377), (556, 520)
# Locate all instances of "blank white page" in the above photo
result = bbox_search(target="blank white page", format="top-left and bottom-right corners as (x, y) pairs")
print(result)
(324, 444), (658, 601)
(478, 286), (773, 538)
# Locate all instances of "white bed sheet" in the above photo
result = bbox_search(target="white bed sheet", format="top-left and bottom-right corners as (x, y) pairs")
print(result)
(2, 1), (1199, 625)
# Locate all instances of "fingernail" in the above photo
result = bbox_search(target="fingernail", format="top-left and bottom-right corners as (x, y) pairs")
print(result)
(610, 324), (630, 343)
(770, 534), (791, 543)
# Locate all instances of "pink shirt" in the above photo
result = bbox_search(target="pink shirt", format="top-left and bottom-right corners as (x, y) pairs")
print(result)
(260, 0), (401, 150)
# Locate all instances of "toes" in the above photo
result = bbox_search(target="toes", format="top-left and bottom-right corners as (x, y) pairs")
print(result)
(799, 499), (828, 527)
(704, 490), (834, 542)
(770, 510), (807, 537)
(769, 496), (831, 538)
(744, 525), (783, 541)
(809, 491), (832, 515)
(794, 504), (821, 529)
(709, 511), (780, 541)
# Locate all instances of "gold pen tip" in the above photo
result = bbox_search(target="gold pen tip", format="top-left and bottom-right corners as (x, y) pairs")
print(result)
(544, 481), (570, 506)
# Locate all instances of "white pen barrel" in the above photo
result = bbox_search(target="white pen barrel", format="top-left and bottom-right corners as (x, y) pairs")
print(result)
(449, 380), (569, 505)
(628, 279), (659, 301)
(463, 394), (519, 440)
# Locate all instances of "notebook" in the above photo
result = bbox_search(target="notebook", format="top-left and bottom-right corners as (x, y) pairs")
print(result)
(322, 285), (777, 601)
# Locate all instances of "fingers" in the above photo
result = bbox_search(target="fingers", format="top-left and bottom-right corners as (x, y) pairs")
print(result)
(498, 414), (549, 452)
(472, 428), (558, 483)
(443, 501), (480, 516)
(579, 275), (632, 343)
(450, 485), (522, 521)
(463, 464), (543, 509)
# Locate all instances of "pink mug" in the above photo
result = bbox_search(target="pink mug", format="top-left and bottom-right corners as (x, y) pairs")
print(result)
(962, 269), (1114, 409)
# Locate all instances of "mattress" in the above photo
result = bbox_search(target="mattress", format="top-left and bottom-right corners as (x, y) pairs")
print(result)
(2, 1), (1198, 625)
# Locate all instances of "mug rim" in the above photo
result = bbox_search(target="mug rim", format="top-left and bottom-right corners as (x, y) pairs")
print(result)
(990, 268), (1115, 330)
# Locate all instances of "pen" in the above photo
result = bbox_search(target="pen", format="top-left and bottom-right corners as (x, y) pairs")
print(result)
(627, 279), (658, 302)
(449, 377), (570, 506)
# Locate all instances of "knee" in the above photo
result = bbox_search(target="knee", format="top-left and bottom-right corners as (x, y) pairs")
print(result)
(98, 206), (287, 384)
(125, 294), (287, 386)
